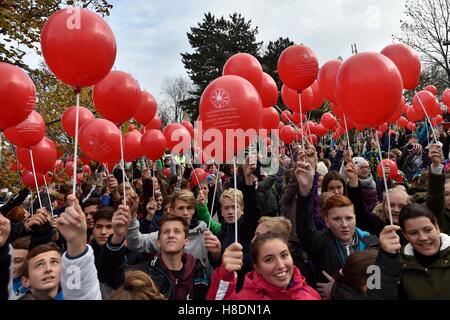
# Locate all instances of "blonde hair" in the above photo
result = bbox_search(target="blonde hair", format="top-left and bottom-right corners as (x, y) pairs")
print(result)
(258, 216), (292, 235)
(220, 188), (244, 208)
(108, 271), (166, 300)
(171, 190), (196, 209)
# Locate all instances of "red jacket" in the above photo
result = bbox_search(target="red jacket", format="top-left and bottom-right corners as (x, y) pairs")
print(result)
(207, 264), (321, 300)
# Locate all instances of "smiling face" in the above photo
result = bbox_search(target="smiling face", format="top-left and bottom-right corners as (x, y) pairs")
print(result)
(254, 239), (293, 289)
(325, 206), (356, 243)
(403, 217), (441, 256)
(22, 251), (61, 294)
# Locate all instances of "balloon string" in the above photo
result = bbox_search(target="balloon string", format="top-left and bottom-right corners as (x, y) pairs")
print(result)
(387, 125), (391, 156)
(297, 92), (306, 150)
(415, 90), (438, 144)
(208, 162), (220, 231)
(119, 126), (126, 206)
(72, 93), (80, 197)
(342, 114), (353, 156)
(374, 131), (393, 225)
(43, 174), (54, 217)
(29, 149), (43, 209)
(186, 156), (204, 198)
(0, 132), (2, 163)
(233, 156), (238, 243)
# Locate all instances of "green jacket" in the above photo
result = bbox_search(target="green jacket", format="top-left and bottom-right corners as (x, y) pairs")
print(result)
(196, 203), (221, 236)
(427, 170), (450, 235)
(400, 233), (450, 300)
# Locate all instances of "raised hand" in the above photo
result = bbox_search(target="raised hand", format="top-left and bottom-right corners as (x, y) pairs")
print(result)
(0, 214), (11, 247)
(222, 242), (243, 273)
(57, 194), (87, 257)
(295, 160), (315, 197)
(429, 144), (444, 169)
(112, 204), (131, 245)
(204, 230), (221, 258)
(379, 225), (401, 254)
(344, 161), (359, 188)
(197, 192), (206, 206)
(316, 271), (335, 300)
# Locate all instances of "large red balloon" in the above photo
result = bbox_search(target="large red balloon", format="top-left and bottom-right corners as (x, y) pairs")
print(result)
(380, 43), (421, 90)
(310, 80), (325, 110)
(256, 72), (278, 108)
(223, 53), (263, 88)
(406, 106), (420, 123)
(377, 159), (398, 179)
(281, 110), (292, 124)
(412, 90), (435, 118)
(181, 120), (195, 139)
(318, 60), (342, 104)
(199, 75), (262, 162)
(191, 168), (208, 187)
(4, 111), (45, 147)
(93, 71), (141, 124)
(0, 62), (35, 130)
(442, 88), (450, 107)
(123, 130), (142, 162)
(281, 85), (313, 113)
(17, 137), (57, 173)
(386, 100), (404, 124)
(336, 52), (403, 128)
(280, 125), (296, 144)
(145, 115), (162, 130)
(407, 122), (416, 132)
(330, 103), (343, 119)
(262, 107), (280, 130)
(40, 8), (116, 88)
(141, 129), (167, 161)
(61, 106), (95, 137)
(163, 123), (191, 153)
(315, 123), (328, 137)
(22, 170), (52, 189)
(277, 45), (319, 91)
(79, 118), (121, 163)
(134, 91), (157, 126)
(397, 116), (408, 128)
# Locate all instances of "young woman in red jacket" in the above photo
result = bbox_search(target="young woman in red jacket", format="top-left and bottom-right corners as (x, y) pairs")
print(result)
(207, 232), (320, 300)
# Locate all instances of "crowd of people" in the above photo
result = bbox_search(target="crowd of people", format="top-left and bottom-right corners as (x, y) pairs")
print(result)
(1, 123), (450, 301)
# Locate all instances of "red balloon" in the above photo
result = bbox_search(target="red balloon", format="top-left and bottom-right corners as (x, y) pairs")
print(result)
(430, 101), (442, 117)
(277, 45), (319, 91)
(262, 107), (280, 130)
(332, 132), (340, 141)
(321, 112), (337, 130)
(4, 111), (45, 147)
(181, 120), (195, 138)
(0, 62), (35, 130)
(407, 122), (417, 132)
(377, 159), (398, 179)
(281, 110), (292, 124)
(199, 75), (262, 162)
(380, 43), (421, 90)
(163, 123), (191, 153)
(330, 103), (343, 119)
(146, 115), (162, 130)
(280, 125), (296, 144)
(135, 91), (157, 126)
(315, 124), (328, 137)
(61, 106), (95, 137)
(22, 170), (52, 189)
(41, 8), (116, 88)
(93, 71), (141, 124)
(82, 164), (92, 177)
(191, 168), (208, 187)
(434, 115), (443, 126)
(223, 53), (263, 88)
(413, 90), (435, 118)
(378, 123), (388, 133)
(336, 52), (403, 128)
(397, 116), (408, 128)
(442, 88), (450, 107)
(406, 106), (420, 123)
(310, 80), (325, 110)
(425, 85), (438, 96)
(281, 85), (314, 113)
(141, 129), (167, 161)
(17, 137), (57, 173)
(256, 72), (278, 108)
(386, 100), (404, 124)
(277, 121), (284, 129)
(163, 167), (171, 178)
(123, 130), (142, 162)
(79, 118), (121, 163)
(318, 60), (342, 104)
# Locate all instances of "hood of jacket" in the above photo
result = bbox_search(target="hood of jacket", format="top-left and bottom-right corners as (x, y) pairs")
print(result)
(403, 233), (450, 257)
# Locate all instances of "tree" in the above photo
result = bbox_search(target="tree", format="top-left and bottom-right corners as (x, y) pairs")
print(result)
(395, 0), (450, 86)
(161, 76), (193, 123)
(0, 0), (113, 71)
(181, 12), (262, 119)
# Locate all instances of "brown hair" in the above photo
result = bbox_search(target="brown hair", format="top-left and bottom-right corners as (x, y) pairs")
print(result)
(171, 190), (196, 209)
(322, 171), (347, 194)
(23, 243), (61, 277)
(399, 203), (438, 231)
(323, 194), (354, 217)
(250, 232), (289, 265)
(92, 207), (114, 225)
(12, 236), (31, 250)
(108, 271), (166, 300)
(257, 216), (292, 236)
(158, 215), (189, 239)
(6, 206), (28, 223)
(338, 249), (378, 294)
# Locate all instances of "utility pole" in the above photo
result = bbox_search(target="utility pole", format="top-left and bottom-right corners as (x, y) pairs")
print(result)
(351, 43), (358, 55)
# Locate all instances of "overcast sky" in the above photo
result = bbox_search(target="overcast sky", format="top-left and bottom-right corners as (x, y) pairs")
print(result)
(25, 0), (407, 105)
